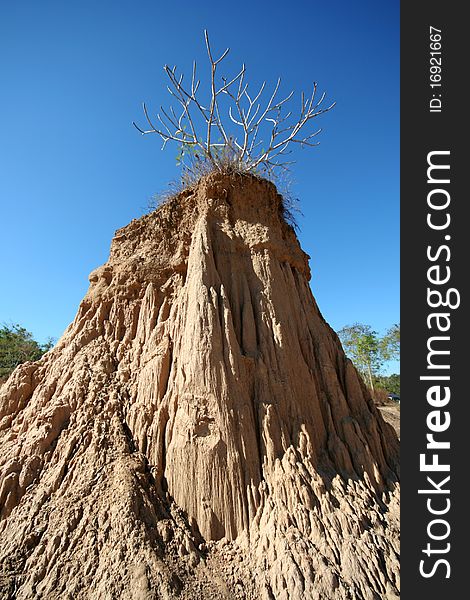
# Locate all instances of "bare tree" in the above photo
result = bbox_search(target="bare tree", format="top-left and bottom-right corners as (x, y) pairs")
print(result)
(133, 31), (335, 179)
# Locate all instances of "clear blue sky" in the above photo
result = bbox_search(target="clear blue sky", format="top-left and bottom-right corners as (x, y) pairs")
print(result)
(0, 1), (399, 372)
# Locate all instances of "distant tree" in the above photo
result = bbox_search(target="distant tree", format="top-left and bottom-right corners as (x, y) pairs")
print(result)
(381, 323), (400, 361)
(338, 323), (383, 391)
(375, 373), (400, 396)
(337, 323), (400, 393)
(0, 323), (54, 381)
(133, 30), (335, 184)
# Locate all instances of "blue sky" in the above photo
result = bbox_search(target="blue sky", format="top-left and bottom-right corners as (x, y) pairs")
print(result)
(0, 1), (399, 372)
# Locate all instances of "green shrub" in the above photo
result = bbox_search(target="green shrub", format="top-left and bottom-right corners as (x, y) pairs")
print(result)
(0, 323), (53, 381)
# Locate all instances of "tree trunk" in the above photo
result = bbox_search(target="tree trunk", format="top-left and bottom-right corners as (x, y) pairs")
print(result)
(367, 363), (374, 393)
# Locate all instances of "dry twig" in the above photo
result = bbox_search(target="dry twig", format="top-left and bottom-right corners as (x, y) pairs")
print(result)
(133, 31), (335, 178)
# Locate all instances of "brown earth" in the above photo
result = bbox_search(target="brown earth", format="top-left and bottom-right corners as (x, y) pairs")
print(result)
(377, 405), (400, 439)
(0, 173), (399, 599)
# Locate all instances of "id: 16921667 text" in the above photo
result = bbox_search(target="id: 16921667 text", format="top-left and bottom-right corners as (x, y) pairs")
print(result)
(429, 26), (443, 113)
